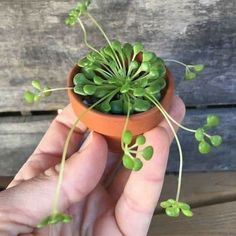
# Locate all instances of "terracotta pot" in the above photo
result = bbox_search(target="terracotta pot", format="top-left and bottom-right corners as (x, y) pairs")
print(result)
(68, 65), (174, 153)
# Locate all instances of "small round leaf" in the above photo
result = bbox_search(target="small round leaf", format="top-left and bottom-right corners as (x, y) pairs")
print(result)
(195, 128), (205, 141)
(194, 64), (204, 72)
(210, 135), (222, 147)
(122, 154), (134, 169)
(136, 135), (146, 145)
(24, 91), (35, 103)
(181, 209), (193, 217)
(207, 114), (220, 127)
(83, 85), (97, 95)
(142, 146), (154, 160)
(198, 141), (211, 154)
(133, 158), (143, 171)
(165, 207), (180, 217)
(32, 80), (42, 91)
(122, 130), (133, 145)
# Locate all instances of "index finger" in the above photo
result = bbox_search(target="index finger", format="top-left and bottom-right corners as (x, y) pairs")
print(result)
(9, 104), (87, 187)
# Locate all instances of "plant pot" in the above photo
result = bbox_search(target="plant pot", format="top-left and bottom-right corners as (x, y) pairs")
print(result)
(68, 65), (174, 153)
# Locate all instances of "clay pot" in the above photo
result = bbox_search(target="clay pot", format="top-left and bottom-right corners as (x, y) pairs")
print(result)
(68, 65), (174, 153)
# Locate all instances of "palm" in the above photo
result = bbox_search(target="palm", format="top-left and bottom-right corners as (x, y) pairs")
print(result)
(5, 98), (184, 236)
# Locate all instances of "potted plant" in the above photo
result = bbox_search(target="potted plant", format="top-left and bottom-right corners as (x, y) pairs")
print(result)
(24, 0), (222, 228)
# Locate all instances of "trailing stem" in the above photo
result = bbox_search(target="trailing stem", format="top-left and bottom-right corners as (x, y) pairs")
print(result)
(38, 88), (119, 228)
(145, 94), (183, 202)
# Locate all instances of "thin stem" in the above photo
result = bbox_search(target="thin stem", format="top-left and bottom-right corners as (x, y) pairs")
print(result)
(51, 88), (120, 214)
(156, 100), (195, 133)
(77, 18), (116, 76)
(164, 59), (187, 68)
(42, 87), (73, 94)
(78, 18), (100, 53)
(146, 94), (183, 202)
(121, 94), (131, 151)
(87, 13), (123, 70)
(156, 101), (211, 138)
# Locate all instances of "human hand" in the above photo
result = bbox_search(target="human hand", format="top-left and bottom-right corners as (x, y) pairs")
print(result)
(0, 96), (185, 236)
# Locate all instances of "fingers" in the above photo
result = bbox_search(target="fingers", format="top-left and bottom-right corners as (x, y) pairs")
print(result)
(9, 105), (87, 188)
(114, 96), (185, 236)
(0, 133), (107, 233)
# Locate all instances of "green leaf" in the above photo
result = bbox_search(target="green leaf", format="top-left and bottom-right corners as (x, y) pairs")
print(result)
(185, 71), (196, 80)
(195, 128), (205, 141)
(207, 114), (220, 127)
(73, 73), (89, 85)
(34, 95), (41, 102)
(81, 67), (96, 80)
(99, 100), (111, 112)
(74, 85), (86, 95)
(181, 209), (193, 217)
(93, 75), (105, 85)
(110, 99), (123, 114)
(133, 99), (151, 112)
(31, 80), (42, 91)
(111, 40), (122, 52)
(122, 154), (134, 169)
(120, 84), (130, 93)
(165, 207), (180, 217)
(133, 88), (145, 97)
(142, 51), (155, 62)
(167, 199), (176, 204)
(178, 202), (191, 210)
(78, 58), (91, 67)
(135, 135), (146, 145)
(160, 201), (171, 209)
(123, 43), (133, 60)
(194, 64), (204, 72)
(83, 85), (97, 95)
(142, 146), (154, 160)
(139, 62), (150, 73)
(122, 130), (133, 145)
(133, 42), (144, 58)
(24, 91), (35, 103)
(210, 135), (222, 147)
(133, 158), (143, 171)
(198, 141), (211, 154)
(128, 61), (139, 73)
(43, 86), (52, 97)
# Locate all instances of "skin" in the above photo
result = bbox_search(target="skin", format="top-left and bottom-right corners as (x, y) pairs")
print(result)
(0, 96), (185, 236)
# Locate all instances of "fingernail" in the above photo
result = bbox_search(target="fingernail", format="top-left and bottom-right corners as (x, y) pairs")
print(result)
(80, 131), (93, 152)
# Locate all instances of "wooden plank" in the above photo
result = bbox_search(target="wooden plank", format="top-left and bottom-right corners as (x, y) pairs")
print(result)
(0, 0), (235, 112)
(167, 107), (236, 171)
(158, 172), (236, 213)
(0, 176), (13, 189)
(0, 115), (53, 176)
(0, 107), (235, 176)
(149, 201), (236, 235)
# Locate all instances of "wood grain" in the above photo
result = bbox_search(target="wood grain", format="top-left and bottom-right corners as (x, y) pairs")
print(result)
(0, 107), (235, 175)
(0, 0), (235, 112)
(149, 201), (236, 235)
(159, 172), (236, 212)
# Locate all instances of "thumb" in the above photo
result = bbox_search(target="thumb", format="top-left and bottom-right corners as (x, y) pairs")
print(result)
(0, 132), (107, 232)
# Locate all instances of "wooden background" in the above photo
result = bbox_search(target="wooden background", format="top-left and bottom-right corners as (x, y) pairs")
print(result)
(0, 0), (236, 176)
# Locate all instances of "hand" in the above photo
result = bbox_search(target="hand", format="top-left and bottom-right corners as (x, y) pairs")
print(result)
(0, 96), (185, 236)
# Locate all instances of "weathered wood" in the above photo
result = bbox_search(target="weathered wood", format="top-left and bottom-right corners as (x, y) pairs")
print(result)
(158, 172), (236, 213)
(0, 0), (235, 112)
(0, 107), (235, 175)
(167, 107), (236, 171)
(0, 176), (13, 189)
(149, 201), (236, 235)
(0, 115), (53, 176)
